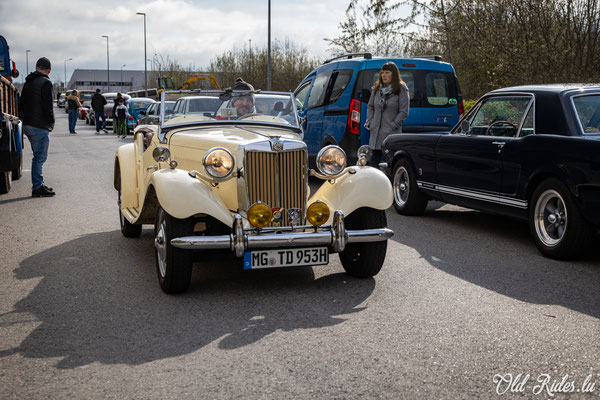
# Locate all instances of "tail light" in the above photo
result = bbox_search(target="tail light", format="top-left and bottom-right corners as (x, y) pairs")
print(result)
(346, 99), (361, 135)
(458, 100), (464, 118)
(128, 116), (133, 121)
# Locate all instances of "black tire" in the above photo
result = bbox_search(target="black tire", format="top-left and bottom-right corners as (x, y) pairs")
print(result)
(155, 206), (194, 294)
(339, 207), (388, 278)
(12, 153), (22, 180)
(0, 171), (11, 194)
(529, 178), (594, 260)
(392, 158), (428, 215)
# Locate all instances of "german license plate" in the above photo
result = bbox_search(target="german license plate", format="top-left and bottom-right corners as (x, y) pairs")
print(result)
(243, 247), (329, 270)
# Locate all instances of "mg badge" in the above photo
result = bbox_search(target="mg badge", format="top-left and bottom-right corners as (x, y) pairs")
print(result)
(272, 208), (283, 227)
(287, 208), (302, 226)
(272, 140), (284, 151)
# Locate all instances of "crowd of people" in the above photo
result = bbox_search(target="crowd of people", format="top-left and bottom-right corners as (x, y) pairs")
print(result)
(18, 57), (410, 198)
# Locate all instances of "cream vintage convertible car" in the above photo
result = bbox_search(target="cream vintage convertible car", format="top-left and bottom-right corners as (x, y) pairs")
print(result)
(114, 89), (393, 293)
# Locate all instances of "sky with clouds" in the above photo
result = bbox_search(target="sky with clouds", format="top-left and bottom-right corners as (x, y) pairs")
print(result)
(1, 0), (353, 84)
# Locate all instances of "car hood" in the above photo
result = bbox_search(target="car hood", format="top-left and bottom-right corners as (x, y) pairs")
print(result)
(168, 125), (302, 150)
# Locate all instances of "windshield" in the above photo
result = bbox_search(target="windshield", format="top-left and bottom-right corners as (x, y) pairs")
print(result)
(572, 94), (600, 135)
(159, 90), (301, 132)
(80, 92), (94, 101)
(130, 100), (152, 110)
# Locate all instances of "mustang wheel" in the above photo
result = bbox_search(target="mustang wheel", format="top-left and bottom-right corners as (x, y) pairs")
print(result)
(118, 189), (142, 238)
(529, 178), (594, 259)
(155, 206), (194, 294)
(392, 159), (428, 215)
(339, 207), (387, 278)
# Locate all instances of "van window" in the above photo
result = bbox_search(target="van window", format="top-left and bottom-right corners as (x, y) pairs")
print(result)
(328, 70), (353, 105)
(294, 81), (311, 111)
(353, 68), (416, 105)
(306, 71), (332, 109)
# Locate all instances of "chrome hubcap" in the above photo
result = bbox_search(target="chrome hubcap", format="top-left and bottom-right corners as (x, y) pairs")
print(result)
(155, 219), (167, 277)
(534, 189), (567, 247)
(393, 166), (409, 206)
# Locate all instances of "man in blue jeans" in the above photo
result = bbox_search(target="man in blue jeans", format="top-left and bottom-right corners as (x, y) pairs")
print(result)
(18, 57), (56, 197)
(65, 89), (81, 134)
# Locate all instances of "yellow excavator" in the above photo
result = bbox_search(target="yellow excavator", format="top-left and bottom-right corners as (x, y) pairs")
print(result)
(157, 73), (221, 96)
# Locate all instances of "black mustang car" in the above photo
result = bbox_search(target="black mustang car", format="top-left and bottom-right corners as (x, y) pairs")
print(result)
(382, 84), (600, 259)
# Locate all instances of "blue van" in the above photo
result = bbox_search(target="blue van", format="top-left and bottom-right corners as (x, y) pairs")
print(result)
(293, 53), (463, 162)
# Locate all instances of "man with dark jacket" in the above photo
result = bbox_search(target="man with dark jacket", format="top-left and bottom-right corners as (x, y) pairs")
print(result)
(19, 57), (55, 197)
(91, 88), (108, 134)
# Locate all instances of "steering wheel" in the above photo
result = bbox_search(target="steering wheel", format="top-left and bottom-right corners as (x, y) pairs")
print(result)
(485, 120), (517, 136)
(236, 113), (262, 120)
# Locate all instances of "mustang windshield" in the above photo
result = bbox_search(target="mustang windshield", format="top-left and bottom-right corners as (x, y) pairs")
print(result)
(159, 89), (301, 131)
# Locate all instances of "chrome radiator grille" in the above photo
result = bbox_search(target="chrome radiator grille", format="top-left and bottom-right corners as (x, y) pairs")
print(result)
(246, 149), (306, 225)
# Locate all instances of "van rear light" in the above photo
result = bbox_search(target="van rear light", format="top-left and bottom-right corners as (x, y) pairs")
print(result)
(458, 100), (464, 118)
(128, 116), (133, 121)
(346, 99), (361, 135)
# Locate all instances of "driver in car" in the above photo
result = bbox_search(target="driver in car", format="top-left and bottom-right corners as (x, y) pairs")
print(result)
(231, 77), (255, 118)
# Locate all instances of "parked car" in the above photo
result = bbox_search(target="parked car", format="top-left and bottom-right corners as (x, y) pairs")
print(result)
(294, 53), (463, 164)
(57, 93), (66, 108)
(126, 98), (154, 131)
(63, 89), (95, 114)
(136, 100), (176, 126)
(382, 84), (600, 259)
(114, 89), (394, 293)
(78, 101), (90, 120)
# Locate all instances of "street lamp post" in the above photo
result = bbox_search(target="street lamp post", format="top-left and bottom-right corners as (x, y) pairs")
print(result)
(120, 64), (126, 92)
(64, 57), (72, 90)
(26, 49), (31, 75)
(136, 12), (147, 96)
(267, 0), (271, 90)
(101, 35), (110, 91)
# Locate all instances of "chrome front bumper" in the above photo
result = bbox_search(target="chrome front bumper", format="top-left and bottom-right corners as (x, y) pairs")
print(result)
(170, 210), (394, 257)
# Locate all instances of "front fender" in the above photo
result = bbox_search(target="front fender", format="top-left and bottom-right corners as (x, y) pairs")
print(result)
(309, 166), (393, 224)
(148, 168), (234, 227)
(114, 143), (138, 208)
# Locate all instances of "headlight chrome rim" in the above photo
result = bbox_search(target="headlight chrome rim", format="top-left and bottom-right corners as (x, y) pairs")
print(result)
(202, 147), (235, 179)
(316, 145), (347, 176)
(356, 145), (372, 166)
(152, 146), (171, 163)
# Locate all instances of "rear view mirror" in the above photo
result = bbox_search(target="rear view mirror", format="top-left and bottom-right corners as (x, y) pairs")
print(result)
(460, 120), (470, 134)
(273, 101), (284, 112)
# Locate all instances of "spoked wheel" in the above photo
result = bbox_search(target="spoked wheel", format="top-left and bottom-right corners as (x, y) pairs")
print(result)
(155, 207), (194, 294)
(529, 178), (594, 259)
(339, 207), (388, 278)
(392, 159), (428, 215)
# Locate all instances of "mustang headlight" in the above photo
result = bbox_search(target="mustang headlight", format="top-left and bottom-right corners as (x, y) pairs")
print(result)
(356, 145), (372, 166)
(306, 201), (330, 226)
(316, 145), (346, 176)
(248, 202), (272, 228)
(203, 147), (235, 178)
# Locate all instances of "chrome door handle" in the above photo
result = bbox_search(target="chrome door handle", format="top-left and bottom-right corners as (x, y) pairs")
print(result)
(492, 141), (506, 146)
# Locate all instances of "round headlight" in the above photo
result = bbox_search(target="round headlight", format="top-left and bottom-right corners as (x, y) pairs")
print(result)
(203, 147), (235, 178)
(248, 202), (272, 228)
(306, 201), (330, 226)
(356, 145), (372, 166)
(316, 145), (347, 176)
(152, 146), (171, 162)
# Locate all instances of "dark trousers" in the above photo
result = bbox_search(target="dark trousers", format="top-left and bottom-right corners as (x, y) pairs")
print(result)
(68, 109), (78, 133)
(95, 111), (107, 131)
(369, 149), (383, 167)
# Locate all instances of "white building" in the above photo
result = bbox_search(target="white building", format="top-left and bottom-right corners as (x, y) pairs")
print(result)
(67, 69), (147, 92)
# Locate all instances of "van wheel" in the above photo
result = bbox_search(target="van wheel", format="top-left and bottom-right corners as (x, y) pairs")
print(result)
(339, 208), (387, 278)
(529, 178), (594, 259)
(392, 159), (428, 215)
(155, 206), (194, 294)
(0, 171), (11, 194)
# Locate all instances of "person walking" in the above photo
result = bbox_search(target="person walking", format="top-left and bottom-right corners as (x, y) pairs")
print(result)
(91, 88), (108, 134)
(18, 57), (56, 197)
(112, 93), (126, 134)
(365, 61), (409, 167)
(66, 89), (81, 134)
(115, 102), (129, 139)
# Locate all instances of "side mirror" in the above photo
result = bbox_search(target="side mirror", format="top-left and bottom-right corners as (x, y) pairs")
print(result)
(139, 110), (146, 115)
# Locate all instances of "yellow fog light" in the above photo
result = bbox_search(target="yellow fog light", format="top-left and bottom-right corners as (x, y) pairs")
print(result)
(248, 202), (272, 228)
(307, 201), (330, 226)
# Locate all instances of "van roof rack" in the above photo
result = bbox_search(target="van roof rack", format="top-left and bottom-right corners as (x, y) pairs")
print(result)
(413, 55), (443, 62)
(323, 53), (372, 64)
